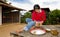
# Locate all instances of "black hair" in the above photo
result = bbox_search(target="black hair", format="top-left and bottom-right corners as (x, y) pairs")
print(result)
(34, 4), (40, 10)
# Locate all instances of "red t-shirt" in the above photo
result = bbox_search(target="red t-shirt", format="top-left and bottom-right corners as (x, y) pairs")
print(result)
(32, 10), (46, 21)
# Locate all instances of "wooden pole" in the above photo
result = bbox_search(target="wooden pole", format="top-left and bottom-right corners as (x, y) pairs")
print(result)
(19, 11), (21, 24)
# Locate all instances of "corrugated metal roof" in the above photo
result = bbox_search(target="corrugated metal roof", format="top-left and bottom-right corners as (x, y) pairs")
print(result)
(0, 0), (25, 10)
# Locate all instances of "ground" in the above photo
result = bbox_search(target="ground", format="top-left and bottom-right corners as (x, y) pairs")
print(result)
(0, 23), (60, 37)
(0, 23), (26, 37)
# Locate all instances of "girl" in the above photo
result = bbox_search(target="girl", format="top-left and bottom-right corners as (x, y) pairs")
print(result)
(16, 4), (46, 33)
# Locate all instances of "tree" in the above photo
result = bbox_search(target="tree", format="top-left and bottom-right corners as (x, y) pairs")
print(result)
(21, 12), (31, 23)
(49, 9), (60, 24)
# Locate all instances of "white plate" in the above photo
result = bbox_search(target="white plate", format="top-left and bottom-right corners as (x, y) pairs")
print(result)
(30, 29), (46, 35)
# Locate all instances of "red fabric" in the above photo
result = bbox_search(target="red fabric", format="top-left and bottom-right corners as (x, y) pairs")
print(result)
(32, 10), (46, 22)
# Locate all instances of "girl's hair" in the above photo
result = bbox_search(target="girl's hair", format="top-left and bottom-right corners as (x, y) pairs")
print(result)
(34, 4), (40, 10)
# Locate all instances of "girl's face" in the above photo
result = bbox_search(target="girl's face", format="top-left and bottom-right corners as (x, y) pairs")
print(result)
(35, 9), (40, 13)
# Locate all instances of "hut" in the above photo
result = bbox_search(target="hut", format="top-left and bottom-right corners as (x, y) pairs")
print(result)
(0, 0), (25, 25)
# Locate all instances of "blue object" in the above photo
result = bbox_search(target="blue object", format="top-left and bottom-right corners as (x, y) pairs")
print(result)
(24, 18), (35, 31)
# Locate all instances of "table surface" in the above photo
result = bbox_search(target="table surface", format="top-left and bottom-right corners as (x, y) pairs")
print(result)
(10, 25), (60, 37)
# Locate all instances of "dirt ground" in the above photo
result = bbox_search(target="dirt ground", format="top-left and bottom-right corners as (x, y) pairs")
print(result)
(0, 23), (60, 37)
(0, 23), (26, 37)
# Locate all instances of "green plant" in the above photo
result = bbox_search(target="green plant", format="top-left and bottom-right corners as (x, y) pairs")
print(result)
(21, 12), (31, 23)
(49, 9), (60, 24)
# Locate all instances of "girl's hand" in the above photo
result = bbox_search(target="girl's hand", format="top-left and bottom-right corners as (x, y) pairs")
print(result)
(40, 21), (44, 24)
(35, 22), (40, 27)
(39, 21), (44, 26)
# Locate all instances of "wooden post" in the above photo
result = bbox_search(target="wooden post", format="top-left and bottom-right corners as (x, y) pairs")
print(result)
(19, 10), (21, 24)
(0, 6), (2, 25)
